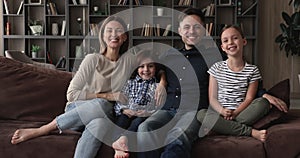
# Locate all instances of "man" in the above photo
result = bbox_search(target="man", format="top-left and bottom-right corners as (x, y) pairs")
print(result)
(137, 7), (287, 158)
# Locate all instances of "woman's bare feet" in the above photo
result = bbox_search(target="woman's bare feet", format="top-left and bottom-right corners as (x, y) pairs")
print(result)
(11, 119), (57, 144)
(112, 136), (129, 158)
(11, 128), (45, 144)
(251, 129), (267, 142)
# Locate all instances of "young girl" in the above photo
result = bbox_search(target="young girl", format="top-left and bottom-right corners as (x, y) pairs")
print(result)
(197, 25), (270, 142)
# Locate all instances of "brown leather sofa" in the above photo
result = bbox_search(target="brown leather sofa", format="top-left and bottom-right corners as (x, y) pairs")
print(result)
(0, 56), (299, 158)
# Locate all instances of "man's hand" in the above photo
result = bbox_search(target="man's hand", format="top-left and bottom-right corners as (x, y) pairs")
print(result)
(263, 93), (288, 113)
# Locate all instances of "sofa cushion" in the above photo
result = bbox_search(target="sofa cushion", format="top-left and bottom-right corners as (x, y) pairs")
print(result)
(253, 79), (290, 129)
(0, 56), (72, 122)
(264, 109), (300, 158)
(192, 136), (266, 158)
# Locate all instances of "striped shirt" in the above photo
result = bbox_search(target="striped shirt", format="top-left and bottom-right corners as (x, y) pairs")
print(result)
(208, 60), (261, 109)
(114, 75), (156, 115)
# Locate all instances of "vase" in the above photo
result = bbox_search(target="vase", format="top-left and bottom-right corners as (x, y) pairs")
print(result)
(298, 74), (300, 86)
(75, 46), (83, 58)
(79, 0), (86, 4)
(32, 52), (38, 58)
(157, 8), (164, 16)
(52, 23), (59, 36)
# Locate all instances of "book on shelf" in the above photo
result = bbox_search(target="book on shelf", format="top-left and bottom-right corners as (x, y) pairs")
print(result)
(3, 0), (9, 14)
(89, 23), (99, 36)
(134, 0), (144, 5)
(49, 2), (58, 15)
(61, 20), (66, 36)
(118, 0), (129, 5)
(72, 0), (78, 5)
(203, 3), (215, 16)
(206, 23), (214, 36)
(46, 51), (53, 64)
(241, 1), (257, 16)
(56, 56), (66, 69)
(157, 24), (161, 36)
(178, 0), (192, 6)
(17, 1), (24, 15)
(46, 3), (51, 15)
(162, 24), (172, 36)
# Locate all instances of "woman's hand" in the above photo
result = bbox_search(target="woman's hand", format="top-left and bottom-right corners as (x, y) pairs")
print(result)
(122, 109), (136, 118)
(263, 93), (288, 113)
(155, 83), (166, 106)
(96, 92), (128, 104)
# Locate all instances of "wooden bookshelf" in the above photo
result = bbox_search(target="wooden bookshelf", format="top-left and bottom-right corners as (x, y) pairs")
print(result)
(2, 0), (258, 71)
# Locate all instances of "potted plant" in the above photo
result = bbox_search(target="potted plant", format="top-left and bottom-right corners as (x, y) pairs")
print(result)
(31, 44), (41, 58)
(29, 19), (43, 35)
(275, 0), (300, 57)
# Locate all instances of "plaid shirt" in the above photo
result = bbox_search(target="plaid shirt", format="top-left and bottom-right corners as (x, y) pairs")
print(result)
(114, 75), (156, 115)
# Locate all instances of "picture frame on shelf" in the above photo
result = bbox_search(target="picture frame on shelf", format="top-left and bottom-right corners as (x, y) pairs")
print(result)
(218, 0), (232, 6)
(29, 0), (42, 5)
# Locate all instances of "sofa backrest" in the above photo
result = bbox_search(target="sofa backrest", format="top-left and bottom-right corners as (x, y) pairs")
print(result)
(0, 56), (72, 122)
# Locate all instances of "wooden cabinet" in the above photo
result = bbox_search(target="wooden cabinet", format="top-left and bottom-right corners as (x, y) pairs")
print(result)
(2, 0), (258, 71)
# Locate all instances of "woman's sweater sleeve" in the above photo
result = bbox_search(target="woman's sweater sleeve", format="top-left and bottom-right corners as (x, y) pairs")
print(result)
(66, 54), (98, 102)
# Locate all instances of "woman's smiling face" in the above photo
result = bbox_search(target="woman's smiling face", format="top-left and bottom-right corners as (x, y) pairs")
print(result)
(103, 21), (127, 49)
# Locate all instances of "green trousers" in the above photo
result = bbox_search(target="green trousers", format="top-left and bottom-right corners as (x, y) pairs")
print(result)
(197, 98), (270, 136)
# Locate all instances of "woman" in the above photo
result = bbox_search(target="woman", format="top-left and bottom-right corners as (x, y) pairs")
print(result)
(11, 16), (166, 158)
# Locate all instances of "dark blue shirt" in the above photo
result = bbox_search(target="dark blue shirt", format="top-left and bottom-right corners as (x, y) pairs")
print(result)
(160, 46), (222, 111)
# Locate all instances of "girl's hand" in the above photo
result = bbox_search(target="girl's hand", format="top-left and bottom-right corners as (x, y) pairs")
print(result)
(122, 109), (135, 118)
(221, 108), (233, 120)
(229, 110), (239, 120)
(263, 93), (288, 113)
(155, 84), (167, 106)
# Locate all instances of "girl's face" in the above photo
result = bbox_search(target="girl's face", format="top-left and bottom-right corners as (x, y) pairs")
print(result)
(137, 58), (156, 80)
(103, 21), (127, 49)
(178, 15), (205, 49)
(220, 27), (247, 57)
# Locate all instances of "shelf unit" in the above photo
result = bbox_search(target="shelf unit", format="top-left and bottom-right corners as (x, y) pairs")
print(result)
(2, 0), (258, 71)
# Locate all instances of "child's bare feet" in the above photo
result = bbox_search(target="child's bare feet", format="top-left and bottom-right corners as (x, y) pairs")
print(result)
(112, 136), (129, 158)
(11, 128), (44, 144)
(251, 129), (267, 142)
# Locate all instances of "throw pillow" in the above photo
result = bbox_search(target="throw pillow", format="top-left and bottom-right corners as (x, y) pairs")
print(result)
(252, 79), (290, 129)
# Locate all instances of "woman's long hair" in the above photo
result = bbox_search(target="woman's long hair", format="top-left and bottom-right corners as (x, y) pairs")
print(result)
(98, 16), (129, 56)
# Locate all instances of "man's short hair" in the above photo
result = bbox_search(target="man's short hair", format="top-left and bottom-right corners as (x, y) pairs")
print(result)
(178, 7), (205, 24)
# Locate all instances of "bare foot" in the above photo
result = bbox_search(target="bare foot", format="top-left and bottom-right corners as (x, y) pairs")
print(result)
(11, 128), (44, 144)
(11, 119), (57, 144)
(251, 129), (267, 142)
(112, 136), (129, 158)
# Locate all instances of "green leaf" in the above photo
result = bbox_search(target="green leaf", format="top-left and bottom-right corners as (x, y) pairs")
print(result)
(285, 44), (291, 55)
(293, 12), (300, 25)
(280, 42), (285, 50)
(282, 12), (292, 25)
(275, 34), (284, 43)
(280, 23), (288, 37)
(294, 0), (300, 9)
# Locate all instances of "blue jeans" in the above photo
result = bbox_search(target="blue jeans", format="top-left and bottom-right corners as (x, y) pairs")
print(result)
(56, 98), (114, 158)
(137, 109), (200, 158)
